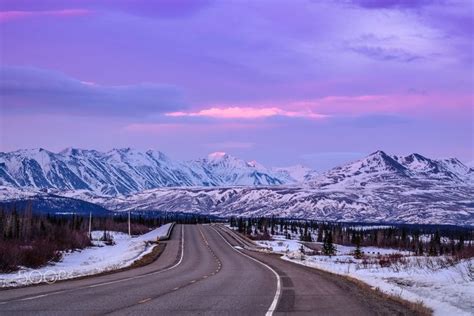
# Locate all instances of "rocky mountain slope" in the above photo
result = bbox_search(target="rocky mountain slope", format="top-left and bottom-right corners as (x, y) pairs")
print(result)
(0, 148), (314, 195)
(0, 150), (472, 225)
(56, 151), (470, 225)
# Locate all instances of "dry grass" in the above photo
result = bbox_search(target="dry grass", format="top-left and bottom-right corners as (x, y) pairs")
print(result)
(129, 242), (166, 268)
(338, 273), (432, 316)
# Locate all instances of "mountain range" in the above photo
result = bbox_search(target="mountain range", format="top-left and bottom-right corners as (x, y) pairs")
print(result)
(0, 148), (312, 195)
(0, 149), (473, 225)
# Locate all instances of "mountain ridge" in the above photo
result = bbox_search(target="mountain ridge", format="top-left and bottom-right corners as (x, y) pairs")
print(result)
(0, 149), (472, 225)
(0, 147), (315, 194)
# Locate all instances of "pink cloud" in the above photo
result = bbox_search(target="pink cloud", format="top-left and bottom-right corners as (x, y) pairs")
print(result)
(0, 9), (92, 22)
(229, 93), (472, 118)
(165, 93), (472, 122)
(166, 107), (327, 119)
(306, 93), (473, 117)
(124, 122), (268, 134)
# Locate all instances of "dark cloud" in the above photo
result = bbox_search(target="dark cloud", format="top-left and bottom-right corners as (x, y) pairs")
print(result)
(345, 0), (441, 10)
(0, 66), (187, 117)
(343, 33), (424, 63)
(349, 45), (423, 62)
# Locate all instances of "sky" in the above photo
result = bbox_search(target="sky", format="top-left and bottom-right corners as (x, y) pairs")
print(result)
(0, 0), (473, 170)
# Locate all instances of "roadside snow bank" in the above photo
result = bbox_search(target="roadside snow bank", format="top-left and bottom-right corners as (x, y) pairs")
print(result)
(0, 223), (173, 288)
(276, 243), (473, 316)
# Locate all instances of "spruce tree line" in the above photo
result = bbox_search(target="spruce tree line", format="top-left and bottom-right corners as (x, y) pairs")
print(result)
(229, 216), (473, 258)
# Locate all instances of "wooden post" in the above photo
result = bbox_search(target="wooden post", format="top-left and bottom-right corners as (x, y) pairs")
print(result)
(88, 211), (92, 239)
(128, 210), (131, 237)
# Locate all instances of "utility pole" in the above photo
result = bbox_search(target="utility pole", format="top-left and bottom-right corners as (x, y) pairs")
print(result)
(88, 211), (92, 239)
(128, 210), (131, 237)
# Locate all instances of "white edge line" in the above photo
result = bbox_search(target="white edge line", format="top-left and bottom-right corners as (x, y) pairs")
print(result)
(210, 226), (281, 316)
(19, 294), (47, 301)
(1, 225), (185, 304)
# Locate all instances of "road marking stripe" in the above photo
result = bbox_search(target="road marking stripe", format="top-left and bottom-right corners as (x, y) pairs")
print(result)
(211, 226), (281, 316)
(19, 294), (48, 301)
(138, 298), (151, 304)
(86, 225), (185, 288)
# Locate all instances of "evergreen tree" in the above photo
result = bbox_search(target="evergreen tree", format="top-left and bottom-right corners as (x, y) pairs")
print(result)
(299, 244), (305, 255)
(317, 227), (323, 243)
(353, 235), (363, 259)
(323, 230), (336, 256)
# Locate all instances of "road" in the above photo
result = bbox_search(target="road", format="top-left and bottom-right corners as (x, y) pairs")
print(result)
(0, 224), (418, 315)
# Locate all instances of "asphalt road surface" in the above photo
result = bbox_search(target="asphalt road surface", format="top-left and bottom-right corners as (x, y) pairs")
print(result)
(0, 224), (418, 315)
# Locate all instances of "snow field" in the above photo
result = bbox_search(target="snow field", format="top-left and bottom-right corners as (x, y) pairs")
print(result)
(0, 223), (173, 288)
(256, 238), (473, 316)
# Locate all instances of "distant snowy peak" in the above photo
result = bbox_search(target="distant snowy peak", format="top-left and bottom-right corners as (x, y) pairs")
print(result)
(203, 152), (265, 171)
(393, 153), (472, 181)
(187, 152), (285, 186)
(365, 150), (408, 171)
(207, 151), (228, 160)
(312, 150), (473, 188)
(334, 150), (408, 176)
(0, 148), (309, 194)
(1, 148), (470, 195)
(438, 158), (471, 175)
(272, 165), (318, 183)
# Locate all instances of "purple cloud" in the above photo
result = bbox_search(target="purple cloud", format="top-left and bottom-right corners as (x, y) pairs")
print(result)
(348, 46), (423, 62)
(0, 0), (212, 19)
(345, 0), (440, 9)
(0, 66), (187, 117)
(0, 0), (472, 167)
(0, 9), (91, 22)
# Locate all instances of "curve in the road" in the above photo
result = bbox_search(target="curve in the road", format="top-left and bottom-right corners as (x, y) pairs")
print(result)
(0, 224), (185, 306)
(209, 225), (281, 316)
(0, 224), (419, 315)
(103, 225), (224, 314)
(0, 225), (277, 315)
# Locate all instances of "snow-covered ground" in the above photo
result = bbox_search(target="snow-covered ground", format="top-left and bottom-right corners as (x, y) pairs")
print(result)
(256, 238), (473, 316)
(0, 223), (173, 288)
(256, 235), (304, 252)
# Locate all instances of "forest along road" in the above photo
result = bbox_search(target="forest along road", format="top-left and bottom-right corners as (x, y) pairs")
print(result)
(0, 224), (419, 315)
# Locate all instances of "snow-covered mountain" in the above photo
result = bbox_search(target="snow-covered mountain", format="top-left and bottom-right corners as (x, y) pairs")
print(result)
(84, 182), (472, 225)
(0, 148), (308, 194)
(272, 165), (318, 183)
(0, 149), (472, 225)
(71, 151), (469, 225)
(184, 152), (285, 186)
(307, 150), (473, 188)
